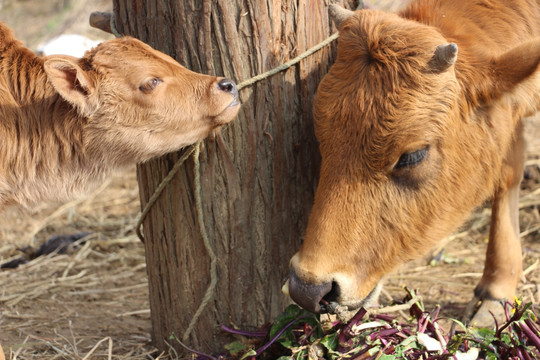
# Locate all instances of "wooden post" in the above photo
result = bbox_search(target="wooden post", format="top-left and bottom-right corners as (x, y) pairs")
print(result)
(110, 0), (355, 354)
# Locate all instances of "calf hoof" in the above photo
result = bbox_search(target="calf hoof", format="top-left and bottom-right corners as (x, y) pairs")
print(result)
(463, 297), (505, 328)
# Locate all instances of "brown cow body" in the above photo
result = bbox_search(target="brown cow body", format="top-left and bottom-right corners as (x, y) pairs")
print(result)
(288, 0), (540, 325)
(0, 23), (239, 208)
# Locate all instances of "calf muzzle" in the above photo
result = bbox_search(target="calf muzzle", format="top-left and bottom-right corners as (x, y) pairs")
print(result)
(288, 267), (335, 313)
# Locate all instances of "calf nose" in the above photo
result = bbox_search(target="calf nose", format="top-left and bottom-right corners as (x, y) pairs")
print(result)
(217, 78), (238, 97)
(288, 267), (334, 313)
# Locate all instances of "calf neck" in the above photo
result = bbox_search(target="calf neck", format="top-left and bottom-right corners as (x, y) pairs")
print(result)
(0, 24), (239, 208)
(288, 0), (540, 325)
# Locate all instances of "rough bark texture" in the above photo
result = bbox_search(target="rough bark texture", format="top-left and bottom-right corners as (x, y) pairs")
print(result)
(112, 0), (355, 353)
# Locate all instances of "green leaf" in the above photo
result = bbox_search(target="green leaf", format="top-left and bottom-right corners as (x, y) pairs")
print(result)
(378, 355), (397, 360)
(368, 346), (382, 356)
(320, 332), (338, 351)
(398, 335), (418, 348)
(469, 327), (496, 341)
(292, 347), (308, 360)
(224, 341), (250, 356)
(279, 335), (295, 349)
(268, 304), (320, 349)
(446, 333), (466, 353)
(269, 305), (304, 339)
(239, 349), (257, 360)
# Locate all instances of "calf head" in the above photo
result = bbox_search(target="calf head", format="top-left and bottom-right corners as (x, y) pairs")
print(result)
(288, 6), (540, 313)
(43, 37), (239, 164)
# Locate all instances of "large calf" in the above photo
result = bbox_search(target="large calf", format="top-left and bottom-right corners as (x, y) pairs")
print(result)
(288, 0), (540, 325)
(0, 23), (239, 208)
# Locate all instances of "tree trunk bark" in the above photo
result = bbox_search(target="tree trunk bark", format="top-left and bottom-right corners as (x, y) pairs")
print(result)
(112, 0), (355, 354)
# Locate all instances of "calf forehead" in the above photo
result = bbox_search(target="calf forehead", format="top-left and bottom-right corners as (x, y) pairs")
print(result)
(84, 37), (177, 75)
(335, 10), (445, 80)
(314, 10), (455, 169)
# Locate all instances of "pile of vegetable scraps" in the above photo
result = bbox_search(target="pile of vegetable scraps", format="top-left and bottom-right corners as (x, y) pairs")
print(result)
(184, 289), (540, 360)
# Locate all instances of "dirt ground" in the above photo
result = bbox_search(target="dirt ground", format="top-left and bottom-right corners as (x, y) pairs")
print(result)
(0, 0), (539, 359)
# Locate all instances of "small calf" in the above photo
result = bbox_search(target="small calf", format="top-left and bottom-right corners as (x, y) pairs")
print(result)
(0, 23), (239, 208)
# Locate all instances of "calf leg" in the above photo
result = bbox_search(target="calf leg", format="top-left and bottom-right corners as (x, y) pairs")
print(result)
(466, 125), (525, 327)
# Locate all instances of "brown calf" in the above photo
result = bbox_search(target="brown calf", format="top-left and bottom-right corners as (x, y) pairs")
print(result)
(0, 23), (239, 208)
(288, 0), (540, 326)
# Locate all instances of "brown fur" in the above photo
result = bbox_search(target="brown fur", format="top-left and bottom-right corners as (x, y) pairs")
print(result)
(289, 0), (540, 323)
(0, 23), (239, 208)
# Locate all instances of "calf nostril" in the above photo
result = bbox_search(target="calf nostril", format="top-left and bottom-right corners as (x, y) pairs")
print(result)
(323, 281), (340, 303)
(217, 78), (238, 96)
(288, 268), (333, 313)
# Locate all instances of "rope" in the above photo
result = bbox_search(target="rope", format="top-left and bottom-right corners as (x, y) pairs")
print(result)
(236, 32), (339, 91)
(181, 143), (219, 342)
(109, 13), (123, 38)
(135, 144), (198, 242)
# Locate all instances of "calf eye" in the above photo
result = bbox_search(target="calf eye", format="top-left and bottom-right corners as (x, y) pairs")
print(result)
(395, 146), (428, 169)
(139, 78), (162, 93)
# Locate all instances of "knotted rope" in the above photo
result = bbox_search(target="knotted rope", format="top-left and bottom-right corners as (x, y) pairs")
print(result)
(109, 13), (340, 343)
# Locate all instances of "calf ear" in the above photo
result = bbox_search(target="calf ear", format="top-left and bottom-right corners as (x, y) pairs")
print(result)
(44, 55), (96, 115)
(490, 39), (540, 112)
